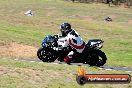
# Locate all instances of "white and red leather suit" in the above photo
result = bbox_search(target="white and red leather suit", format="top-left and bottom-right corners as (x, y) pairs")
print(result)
(57, 29), (85, 63)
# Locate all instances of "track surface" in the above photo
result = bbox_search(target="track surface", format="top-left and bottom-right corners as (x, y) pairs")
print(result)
(12, 58), (132, 73)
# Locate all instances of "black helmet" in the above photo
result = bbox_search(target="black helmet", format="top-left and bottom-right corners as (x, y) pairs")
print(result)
(60, 22), (72, 36)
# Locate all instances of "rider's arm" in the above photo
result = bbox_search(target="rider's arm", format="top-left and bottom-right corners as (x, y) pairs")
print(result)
(57, 35), (70, 48)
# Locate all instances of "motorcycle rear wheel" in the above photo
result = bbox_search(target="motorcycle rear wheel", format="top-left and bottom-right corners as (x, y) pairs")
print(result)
(87, 50), (107, 67)
(96, 50), (107, 67)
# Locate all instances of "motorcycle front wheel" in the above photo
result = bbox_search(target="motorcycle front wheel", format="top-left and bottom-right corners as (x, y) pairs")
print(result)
(37, 47), (57, 62)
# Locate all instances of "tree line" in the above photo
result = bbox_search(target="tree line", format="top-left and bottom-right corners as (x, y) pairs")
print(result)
(69, 0), (132, 7)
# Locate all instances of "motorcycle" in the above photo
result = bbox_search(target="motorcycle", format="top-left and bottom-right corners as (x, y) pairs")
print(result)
(37, 35), (107, 67)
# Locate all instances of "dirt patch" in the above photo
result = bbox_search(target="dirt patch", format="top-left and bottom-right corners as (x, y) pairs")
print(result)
(0, 66), (46, 85)
(45, 7), (57, 17)
(0, 41), (37, 59)
(68, 15), (93, 21)
(128, 20), (132, 25)
(0, 66), (72, 86)
(82, 16), (93, 21)
(46, 11), (56, 16)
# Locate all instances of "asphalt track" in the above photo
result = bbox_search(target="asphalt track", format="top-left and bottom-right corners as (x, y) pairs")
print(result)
(11, 58), (132, 73)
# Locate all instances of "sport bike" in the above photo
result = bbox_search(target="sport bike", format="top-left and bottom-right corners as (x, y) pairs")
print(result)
(37, 35), (107, 67)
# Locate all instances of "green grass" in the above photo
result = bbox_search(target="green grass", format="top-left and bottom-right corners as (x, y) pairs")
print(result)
(0, 0), (131, 67)
(0, 21), (48, 46)
(0, 58), (132, 88)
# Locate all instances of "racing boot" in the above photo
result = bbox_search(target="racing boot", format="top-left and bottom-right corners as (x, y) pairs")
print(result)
(64, 56), (72, 65)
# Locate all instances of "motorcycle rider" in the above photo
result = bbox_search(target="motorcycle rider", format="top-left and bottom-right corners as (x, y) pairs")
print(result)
(54, 22), (86, 64)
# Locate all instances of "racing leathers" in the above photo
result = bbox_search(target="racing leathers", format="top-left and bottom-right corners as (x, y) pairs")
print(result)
(56, 29), (85, 63)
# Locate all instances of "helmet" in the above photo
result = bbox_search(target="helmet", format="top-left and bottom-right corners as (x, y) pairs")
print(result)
(60, 22), (72, 36)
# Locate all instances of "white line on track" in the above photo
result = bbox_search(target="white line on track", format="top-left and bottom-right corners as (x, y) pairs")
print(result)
(2, 58), (132, 72)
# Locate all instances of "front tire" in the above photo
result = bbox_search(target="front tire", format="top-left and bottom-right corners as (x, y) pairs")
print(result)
(37, 47), (57, 62)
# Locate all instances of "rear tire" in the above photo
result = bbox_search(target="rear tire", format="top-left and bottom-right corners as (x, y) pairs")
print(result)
(96, 50), (107, 67)
(87, 50), (107, 67)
